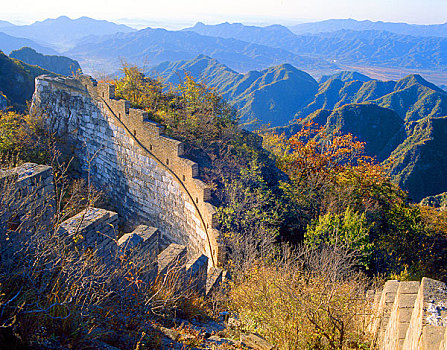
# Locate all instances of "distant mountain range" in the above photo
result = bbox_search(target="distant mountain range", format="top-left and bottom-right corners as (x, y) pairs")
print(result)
(184, 23), (447, 71)
(67, 27), (335, 74)
(152, 55), (447, 201)
(0, 32), (57, 55)
(0, 16), (135, 52)
(9, 47), (81, 76)
(288, 19), (447, 37)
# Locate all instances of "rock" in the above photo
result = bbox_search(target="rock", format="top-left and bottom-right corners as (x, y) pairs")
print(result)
(240, 333), (274, 350)
(227, 317), (241, 329)
(159, 326), (181, 342)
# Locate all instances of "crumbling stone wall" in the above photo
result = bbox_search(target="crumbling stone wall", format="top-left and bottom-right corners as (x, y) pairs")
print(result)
(32, 75), (222, 266)
(0, 163), (55, 266)
(0, 163), (219, 296)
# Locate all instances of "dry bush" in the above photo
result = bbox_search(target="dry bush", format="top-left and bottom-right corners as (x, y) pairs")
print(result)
(228, 245), (372, 350)
(0, 160), (209, 349)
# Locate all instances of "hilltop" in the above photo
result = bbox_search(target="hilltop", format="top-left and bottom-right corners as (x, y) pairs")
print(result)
(152, 55), (318, 127)
(297, 73), (447, 122)
(0, 50), (53, 110)
(10, 47), (81, 76)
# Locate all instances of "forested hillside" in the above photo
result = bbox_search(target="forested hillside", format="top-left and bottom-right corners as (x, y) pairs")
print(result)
(0, 50), (53, 110)
(10, 47), (81, 76)
(152, 55), (447, 201)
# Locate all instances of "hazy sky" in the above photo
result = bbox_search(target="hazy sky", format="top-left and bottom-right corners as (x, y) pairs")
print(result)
(2, 0), (447, 28)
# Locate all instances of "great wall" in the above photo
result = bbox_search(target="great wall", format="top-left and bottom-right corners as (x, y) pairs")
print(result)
(31, 74), (223, 267)
(0, 162), (225, 296)
(2, 74), (447, 348)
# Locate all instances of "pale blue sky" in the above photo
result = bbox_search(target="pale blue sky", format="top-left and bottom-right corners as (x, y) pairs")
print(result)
(2, 0), (447, 27)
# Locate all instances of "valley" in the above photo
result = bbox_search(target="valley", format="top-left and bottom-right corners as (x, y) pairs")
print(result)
(2, 10), (447, 350)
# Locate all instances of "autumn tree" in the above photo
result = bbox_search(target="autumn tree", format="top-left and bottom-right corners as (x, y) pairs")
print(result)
(262, 122), (393, 239)
(0, 110), (52, 165)
(263, 121), (447, 277)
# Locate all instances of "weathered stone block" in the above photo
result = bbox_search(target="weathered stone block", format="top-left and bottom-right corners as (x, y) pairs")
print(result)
(157, 243), (187, 277)
(206, 266), (223, 295)
(185, 253), (208, 295)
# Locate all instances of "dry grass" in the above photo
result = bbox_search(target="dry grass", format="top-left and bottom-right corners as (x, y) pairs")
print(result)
(0, 160), (213, 349)
(228, 245), (372, 350)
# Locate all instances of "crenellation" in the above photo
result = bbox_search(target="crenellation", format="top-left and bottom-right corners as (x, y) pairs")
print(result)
(129, 108), (148, 123)
(108, 99), (130, 119)
(96, 82), (114, 100)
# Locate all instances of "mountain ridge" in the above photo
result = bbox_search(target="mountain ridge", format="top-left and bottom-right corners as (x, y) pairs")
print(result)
(0, 16), (136, 51)
(184, 22), (447, 71)
(0, 32), (58, 55)
(9, 47), (82, 76)
(152, 55), (318, 127)
(0, 50), (53, 110)
(289, 18), (447, 37)
(68, 27), (335, 74)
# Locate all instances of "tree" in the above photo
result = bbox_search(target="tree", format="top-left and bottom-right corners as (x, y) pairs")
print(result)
(114, 63), (164, 113)
(217, 159), (282, 270)
(0, 110), (51, 165)
(262, 122), (401, 239)
(305, 207), (373, 269)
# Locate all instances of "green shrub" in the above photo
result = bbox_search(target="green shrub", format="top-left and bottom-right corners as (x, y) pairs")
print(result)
(305, 207), (374, 269)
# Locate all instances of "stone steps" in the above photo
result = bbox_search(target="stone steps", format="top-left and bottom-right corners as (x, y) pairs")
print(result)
(370, 280), (400, 348)
(383, 281), (420, 349)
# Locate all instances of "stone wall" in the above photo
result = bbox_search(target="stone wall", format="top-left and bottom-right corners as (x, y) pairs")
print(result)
(369, 278), (447, 349)
(57, 207), (119, 258)
(0, 163), (55, 266)
(0, 162), (222, 297)
(32, 75), (222, 266)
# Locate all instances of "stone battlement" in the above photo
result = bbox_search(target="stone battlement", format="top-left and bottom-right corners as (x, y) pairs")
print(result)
(1, 162), (225, 296)
(32, 74), (223, 266)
